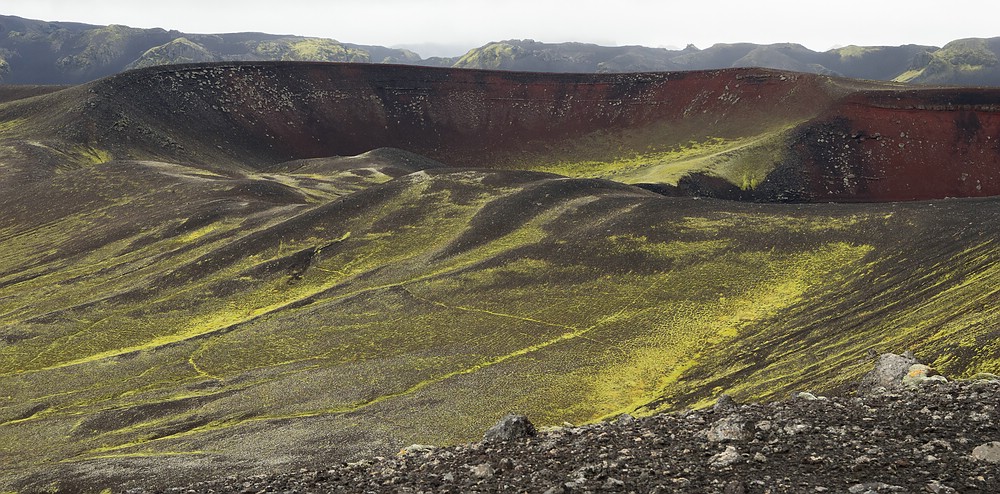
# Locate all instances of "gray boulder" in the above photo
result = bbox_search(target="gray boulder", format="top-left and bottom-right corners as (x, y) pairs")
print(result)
(483, 414), (537, 443)
(706, 415), (751, 442)
(708, 445), (742, 468)
(857, 352), (918, 395)
(972, 442), (1000, 463)
(712, 394), (739, 414)
(793, 391), (828, 401)
(902, 364), (948, 387)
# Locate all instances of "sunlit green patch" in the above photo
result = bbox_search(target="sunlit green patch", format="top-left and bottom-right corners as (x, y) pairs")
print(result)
(893, 69), (925, 83)
(0, 118), (25, 135)
(833, 45), (881, 60)
(527, 124), (801, 189)
(252, 39), (370, 63)
(454, 42), (522, 69)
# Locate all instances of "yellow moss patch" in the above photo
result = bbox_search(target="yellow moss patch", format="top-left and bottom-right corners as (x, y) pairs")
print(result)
(893, 69), (925, 83)
(72, 146), (111, 166)
(0, 118), (26, 134)
(530, 124), (801, 188)
(576, 241), (873, 419)
(608, 235), (731, 260)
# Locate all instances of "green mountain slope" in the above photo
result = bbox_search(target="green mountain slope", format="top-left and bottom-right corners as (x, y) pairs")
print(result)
(897, 38), (1000, 84)
(448, 39), (1000, 85)
(3, 14), (1000, 86)
(0, 15), (418, 84)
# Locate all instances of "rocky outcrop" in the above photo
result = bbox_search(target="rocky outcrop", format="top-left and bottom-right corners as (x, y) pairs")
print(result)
(857, 352), (919, 394)
(482, 414), (536, 443)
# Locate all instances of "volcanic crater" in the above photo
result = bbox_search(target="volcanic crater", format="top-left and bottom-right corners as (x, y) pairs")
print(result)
(1, 62), (999, 492)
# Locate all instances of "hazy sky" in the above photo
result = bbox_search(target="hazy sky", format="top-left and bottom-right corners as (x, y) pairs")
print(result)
(5, 0), (997, 57)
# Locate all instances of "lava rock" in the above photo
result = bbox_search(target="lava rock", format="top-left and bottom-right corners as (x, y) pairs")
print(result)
(925, 480), (958, 493)
(847, 482), (905, 493)
(713, 394), (739, 413)
(857, 352), (919, 394)
(793, 391), (828, 401)
(706, 415), (750, 442)
(483, 414), (537, 443)
(147, 379), (1000, 494)
(469, 463), (494, 479)
(708, 445), (742, 468)
(902, 364), (947, 387)
(971, 441), (1000, 463)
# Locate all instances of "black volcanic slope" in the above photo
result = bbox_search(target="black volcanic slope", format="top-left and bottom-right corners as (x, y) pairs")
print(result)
(0, 63), (999, 492)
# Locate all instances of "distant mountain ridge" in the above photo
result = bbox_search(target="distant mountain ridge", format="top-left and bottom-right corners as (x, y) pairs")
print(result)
(450, 39), (1000, 85)
(0, 15), (420, 84)
(1, 14), (1000, 85)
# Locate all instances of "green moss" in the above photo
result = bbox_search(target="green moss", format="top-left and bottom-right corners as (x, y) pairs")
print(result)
(528, 137), (727, 182)
(906, 39), (1000, 83)
(608, 235), (731, 260)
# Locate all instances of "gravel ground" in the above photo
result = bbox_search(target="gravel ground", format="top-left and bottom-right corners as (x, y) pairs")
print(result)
(144, 377), (1000, 493)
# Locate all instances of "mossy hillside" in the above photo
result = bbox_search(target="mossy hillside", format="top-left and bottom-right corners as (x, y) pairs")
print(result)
(128, 38), (219, 70)
(640, 201), (1000, 411)
(5, 163), (1000, 490)
(893, 69), (925, 83)
(932, 38), (999, 69)
(0, 84), (129, 181)
(0, 155), (444, 487)
(509, 77), (836, 186)
(901, 38), (1000, 84)
(54, 25), (157, 76)
(476, 71), (833, 188)
(252, 39), (370, 63)
(0, 158), (405, 374)
(454, 42), (524, 69)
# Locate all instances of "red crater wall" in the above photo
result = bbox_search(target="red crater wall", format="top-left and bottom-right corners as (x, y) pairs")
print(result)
(65, 62), (1000, 202)
(791, 89), (1000, 201)
(87, 63), (837, 169)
